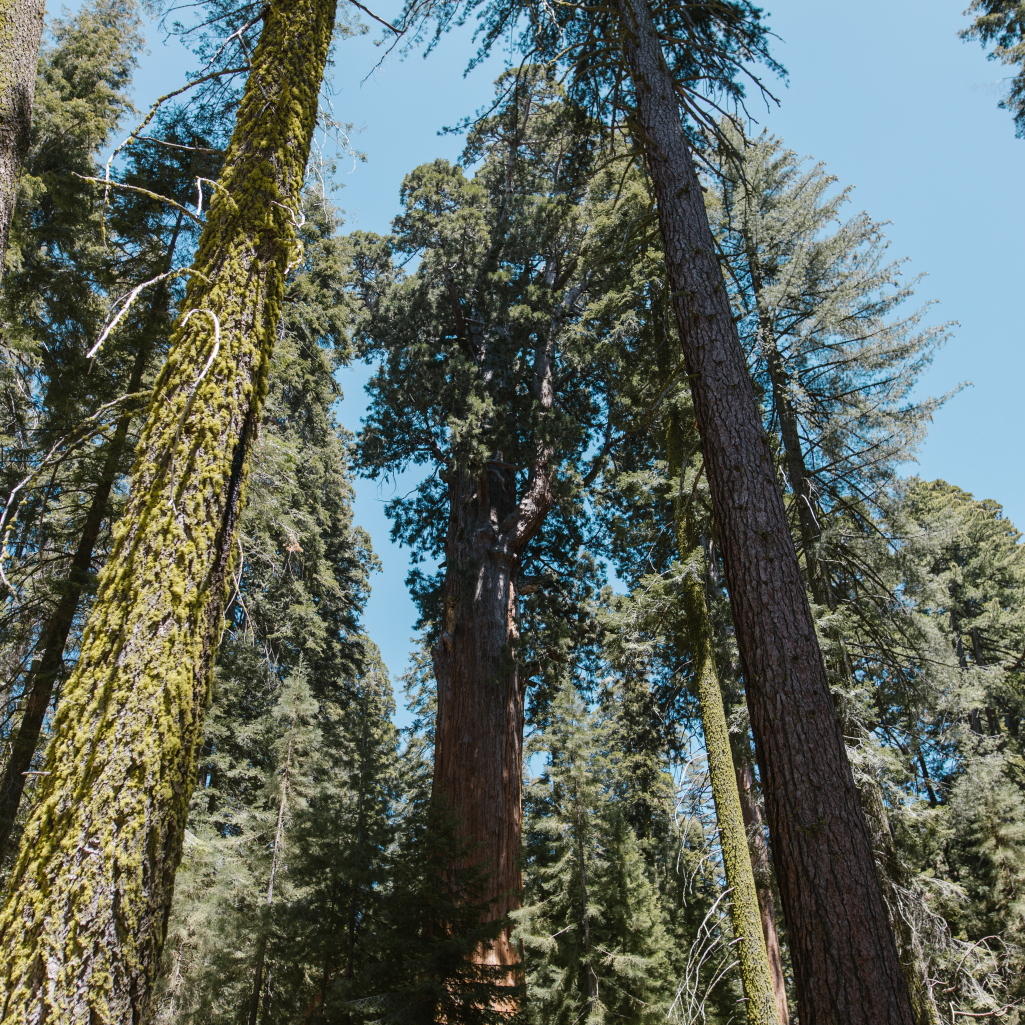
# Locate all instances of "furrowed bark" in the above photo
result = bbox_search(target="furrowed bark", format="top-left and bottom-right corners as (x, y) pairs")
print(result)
(746, 240), (940, 1025)
(431, 340), (554, 998)
(0, 0), (45, 282)
(0, 0), (335, 1019)
(667, 417), (778, 1025)
(616, 0), (915, 1021)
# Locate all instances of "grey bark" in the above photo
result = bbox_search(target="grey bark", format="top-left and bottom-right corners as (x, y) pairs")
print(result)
(0, 0), (45, 283)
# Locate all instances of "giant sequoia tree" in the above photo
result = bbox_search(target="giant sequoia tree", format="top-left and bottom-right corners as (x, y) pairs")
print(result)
(353, 71), (646, 988)
(405, 0), (916, 1018)
(0, 0), (337, 1017)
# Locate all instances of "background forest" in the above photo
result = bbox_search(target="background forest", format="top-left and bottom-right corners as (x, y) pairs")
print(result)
(0, 0), (1022, 1024)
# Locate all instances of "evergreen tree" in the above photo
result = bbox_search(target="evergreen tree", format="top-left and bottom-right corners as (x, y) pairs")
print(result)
(960, 0), (1025, 135)
(0, 0), (45, 280)
(352, 69), (648, 989)
(0, 0), (340, 1014)
(517, 680), (671, 1025)
(402, 0), (916, 1012)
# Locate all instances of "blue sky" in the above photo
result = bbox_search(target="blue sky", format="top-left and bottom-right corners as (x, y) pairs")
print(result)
(122, 0), (1023, 681)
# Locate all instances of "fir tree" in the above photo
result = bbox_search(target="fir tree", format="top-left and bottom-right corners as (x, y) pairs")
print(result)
(960, 0), (1025, 135)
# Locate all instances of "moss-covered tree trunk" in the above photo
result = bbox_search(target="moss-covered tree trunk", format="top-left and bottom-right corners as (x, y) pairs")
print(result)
(616, 0), (915, 1021)
(667, 415), (779, 1025)
(0, 0), (335, 1019)
(0, 0), (45, 282)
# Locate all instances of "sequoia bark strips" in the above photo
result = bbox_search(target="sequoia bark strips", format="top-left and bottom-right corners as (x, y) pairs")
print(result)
(432, 348), (554, 986)
(616, 0), (915, 1021)
(0, 0), (45, 281)
(0, 0), (335, 1020)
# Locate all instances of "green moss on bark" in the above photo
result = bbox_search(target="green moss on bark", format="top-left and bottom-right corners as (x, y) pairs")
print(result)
(667, 409), (781, 1025)
(0, 0), (336, 1021)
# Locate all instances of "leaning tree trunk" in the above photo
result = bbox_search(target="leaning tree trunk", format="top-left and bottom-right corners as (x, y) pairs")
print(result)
(735, 758), (790, 1025)
(615, 1), (915, 1022)
(0, 0), (335, 1019)
(0, 0), (45, 283)
(0, 229), (183, 862)
(667, 413), (779, 1025)
(0, 340), (148, 862)
(745, 236), (941, 1025)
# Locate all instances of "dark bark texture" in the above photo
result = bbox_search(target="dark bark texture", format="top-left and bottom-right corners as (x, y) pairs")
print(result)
(0, 0), (335, 1019)
(615, 0), (915, 1021)
(0, 0), (44, 283)
(0, 339), (152, 863)
(432, 452), (551, 982)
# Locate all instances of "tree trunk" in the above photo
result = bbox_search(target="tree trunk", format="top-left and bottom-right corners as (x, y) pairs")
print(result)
(0, 217), (181, 862)
(615, 1), (915, 1021)
(667, 414), (779, 1025)
(735, 760), (790, 1025)
(0, 0), (335, 1019)
(431, 463), (530, 984)
(0, 0), (45, 283)
(431, 322), (554, 1001)
(746, 234), (941, 1025)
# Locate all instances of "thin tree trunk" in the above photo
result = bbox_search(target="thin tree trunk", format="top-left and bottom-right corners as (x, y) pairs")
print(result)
(250, 737), (292, 1025)
(666, 406), (779, 1025)
(615, 1), (914, 1021)
(0, 0), (45, 283)
(572, 776), (598, 1013)
(0, 0), (335, 1018)
(735, 760), (789, 1025)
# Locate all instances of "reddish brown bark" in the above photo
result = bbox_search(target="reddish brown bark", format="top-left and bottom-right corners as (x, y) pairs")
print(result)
(615, 0), (915, 1021)
(432, 349), (554, 992)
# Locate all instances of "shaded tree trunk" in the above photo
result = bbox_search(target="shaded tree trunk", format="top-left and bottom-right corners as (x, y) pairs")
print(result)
(0, 0), (45, 282)
(667, 412), (778, 1025)
(735, 760), (790, 1025)
(0, 0), (335, 1018)
(746, 234), (942, 1025)
(615, 0), (915, 1021)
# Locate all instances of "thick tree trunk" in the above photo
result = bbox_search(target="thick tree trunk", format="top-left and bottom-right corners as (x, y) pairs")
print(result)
(745, 240), (941, 1025)
(735, 760), (790, 1025)
(432, 462), (529, 982)
(0, 0), (45, 283)
(616, 1), (915, 1021)
(0, 0), (335, 1019)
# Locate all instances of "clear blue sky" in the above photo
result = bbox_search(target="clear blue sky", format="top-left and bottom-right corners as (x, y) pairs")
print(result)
(120, 0), (1023, 681)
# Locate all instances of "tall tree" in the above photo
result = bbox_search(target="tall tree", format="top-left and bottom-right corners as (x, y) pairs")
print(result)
(0, 0), (338, 1017)
(960, 0), (1025, 135)
(0, 0), (45, 280)
(407, 0), (916, 1015)
(352, 71), (645, 991)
